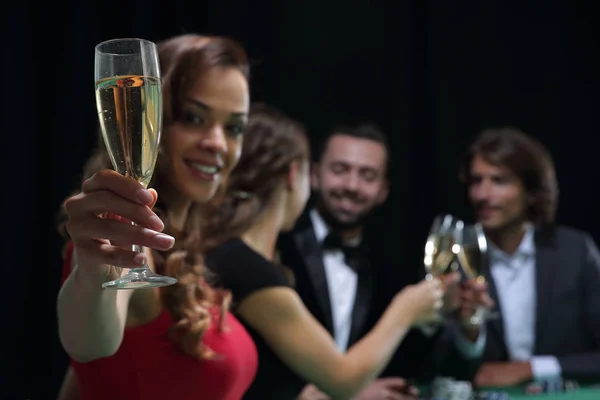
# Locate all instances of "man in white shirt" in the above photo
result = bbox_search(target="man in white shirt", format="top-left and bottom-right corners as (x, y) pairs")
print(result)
(458, 127), (600, 387)
(279, 122), (491, 399)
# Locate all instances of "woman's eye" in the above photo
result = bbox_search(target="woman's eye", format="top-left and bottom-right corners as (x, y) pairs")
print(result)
(227, 124), (245, 136)
(183, 112), (205, 125)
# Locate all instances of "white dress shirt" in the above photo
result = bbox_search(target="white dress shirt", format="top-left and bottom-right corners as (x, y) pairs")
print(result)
(489, 225), (562, 380)
(310, 209), (485, 358)
(310, 209), (358, 351)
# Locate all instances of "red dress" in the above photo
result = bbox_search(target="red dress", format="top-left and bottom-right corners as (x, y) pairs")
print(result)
(61, 242), (258, 400)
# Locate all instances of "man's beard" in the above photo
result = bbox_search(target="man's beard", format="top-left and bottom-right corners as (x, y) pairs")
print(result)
(314, 191), (376, 231)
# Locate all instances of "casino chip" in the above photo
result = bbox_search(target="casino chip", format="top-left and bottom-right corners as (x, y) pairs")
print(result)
(430, 377), (473, 399)
(525, 378), (580, 395)
(524, 382), (543, 395)
(474, 392), (510, 400)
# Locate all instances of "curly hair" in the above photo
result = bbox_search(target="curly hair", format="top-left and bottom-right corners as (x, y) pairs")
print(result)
(458, 127), (559, 227)
(57, 33), (249, 360)
(202, 103), (309, 252)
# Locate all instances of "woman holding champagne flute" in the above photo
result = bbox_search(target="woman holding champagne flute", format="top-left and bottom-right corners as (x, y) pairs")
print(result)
(56, 33), (446, 400)
(56, 33), (443, 400)
(57, 33), (257, 400)
(201, 103), (443, 400)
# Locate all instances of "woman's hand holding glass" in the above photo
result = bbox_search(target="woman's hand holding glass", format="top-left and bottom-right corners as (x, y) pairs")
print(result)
(394, 277), (445, 326)
(64, 169), (175, 286)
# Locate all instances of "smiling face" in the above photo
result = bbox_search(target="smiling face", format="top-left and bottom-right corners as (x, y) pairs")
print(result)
(163, 66), (249, 203)
(312, 134), (389, 230)
(468, 155), (529, 233)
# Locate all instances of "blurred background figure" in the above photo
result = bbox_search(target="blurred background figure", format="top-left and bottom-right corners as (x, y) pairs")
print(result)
(458, 128), (600, 387)
(203, 103), (443, 400)
(277, 122), (491, 399)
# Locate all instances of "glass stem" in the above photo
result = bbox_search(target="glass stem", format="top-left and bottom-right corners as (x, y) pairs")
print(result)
(130, 222), (151, 273)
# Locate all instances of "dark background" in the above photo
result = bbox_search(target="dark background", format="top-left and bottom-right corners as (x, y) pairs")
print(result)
(3, 1), (598, 398)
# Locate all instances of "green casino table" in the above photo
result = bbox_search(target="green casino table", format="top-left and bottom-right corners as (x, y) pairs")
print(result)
(486, 385), (600, 399)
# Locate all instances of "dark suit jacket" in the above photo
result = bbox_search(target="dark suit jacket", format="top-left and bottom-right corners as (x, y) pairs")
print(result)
(473, 225), (600, 382)
(277, 210), (374, 346)
(277, 210), (481, 383)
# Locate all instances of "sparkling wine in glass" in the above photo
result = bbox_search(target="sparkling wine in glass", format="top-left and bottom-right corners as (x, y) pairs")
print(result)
(454, 222), (497, 324)
(423, 214), (460, 321)
(95, 38), (177, 290)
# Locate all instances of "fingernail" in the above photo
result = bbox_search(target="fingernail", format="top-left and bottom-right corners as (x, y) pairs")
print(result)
(136, 188), (153, 205)
(154, 233), (175, 249)
(148, 215), (164, 231)
(133, 253), (146, 265)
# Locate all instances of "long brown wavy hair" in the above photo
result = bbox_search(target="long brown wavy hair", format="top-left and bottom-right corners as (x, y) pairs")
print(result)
(458, 127), (559, 227)
(57, 33), (250, 360)
(202, 103), (309, 252)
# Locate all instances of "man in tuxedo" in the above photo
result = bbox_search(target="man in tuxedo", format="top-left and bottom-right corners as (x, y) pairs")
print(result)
(458, 127), (600, 387)
(278, 122), (490, 399)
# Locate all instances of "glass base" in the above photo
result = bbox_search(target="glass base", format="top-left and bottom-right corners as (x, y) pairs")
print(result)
(102, 268), (177, 290)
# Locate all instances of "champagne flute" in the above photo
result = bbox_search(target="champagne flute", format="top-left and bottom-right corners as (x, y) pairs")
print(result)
(454, 222), (497, 324)
(423, 214), (461, 321)
(95, 38), (177, 290)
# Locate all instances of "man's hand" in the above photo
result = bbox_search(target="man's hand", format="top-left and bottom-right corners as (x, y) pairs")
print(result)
(355, 377), (420, 400)
(474, 361), (533, 387)
(457, 278), (494, 340)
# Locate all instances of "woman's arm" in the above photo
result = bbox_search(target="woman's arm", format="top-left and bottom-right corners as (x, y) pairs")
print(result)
(57, 170), (174, 362)
(238, 279), (441, 400)
(57, 252), (134, 362)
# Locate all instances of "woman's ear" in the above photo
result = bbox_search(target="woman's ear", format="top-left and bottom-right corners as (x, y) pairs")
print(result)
(285, 160), (299, 191)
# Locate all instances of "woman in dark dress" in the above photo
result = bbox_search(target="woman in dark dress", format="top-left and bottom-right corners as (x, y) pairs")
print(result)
(203, 103), (444, 399)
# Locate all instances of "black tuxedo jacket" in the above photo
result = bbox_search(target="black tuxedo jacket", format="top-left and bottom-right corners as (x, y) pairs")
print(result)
(277, 210), (374, 346)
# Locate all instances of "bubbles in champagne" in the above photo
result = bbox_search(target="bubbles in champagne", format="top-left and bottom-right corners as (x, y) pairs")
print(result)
(424, 233), (456, 276)
(95, 75), (162, 187)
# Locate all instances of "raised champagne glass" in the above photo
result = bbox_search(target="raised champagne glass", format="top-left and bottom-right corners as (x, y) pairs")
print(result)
(454, 222), (496, 324)
(423, 214), (461, 321)
(95, 38), (177, 290)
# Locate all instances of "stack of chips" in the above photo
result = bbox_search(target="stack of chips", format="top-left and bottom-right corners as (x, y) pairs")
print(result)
(430, 376), (473, 399)
(524, 378), (579, 395)
(429, 376), (515, 399)
(473, 392), (510, 400)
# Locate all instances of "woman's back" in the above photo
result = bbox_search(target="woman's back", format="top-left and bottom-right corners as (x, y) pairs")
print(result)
(206, 238), (306, 399)
(198, 104), (442, 400)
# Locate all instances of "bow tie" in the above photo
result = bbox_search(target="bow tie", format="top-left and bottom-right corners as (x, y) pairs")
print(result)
(322, 232), (363, 272)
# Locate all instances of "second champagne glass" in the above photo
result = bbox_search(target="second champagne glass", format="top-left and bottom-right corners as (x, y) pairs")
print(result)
(454, 222), (497, 324)
(95, 38), (177, 290)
